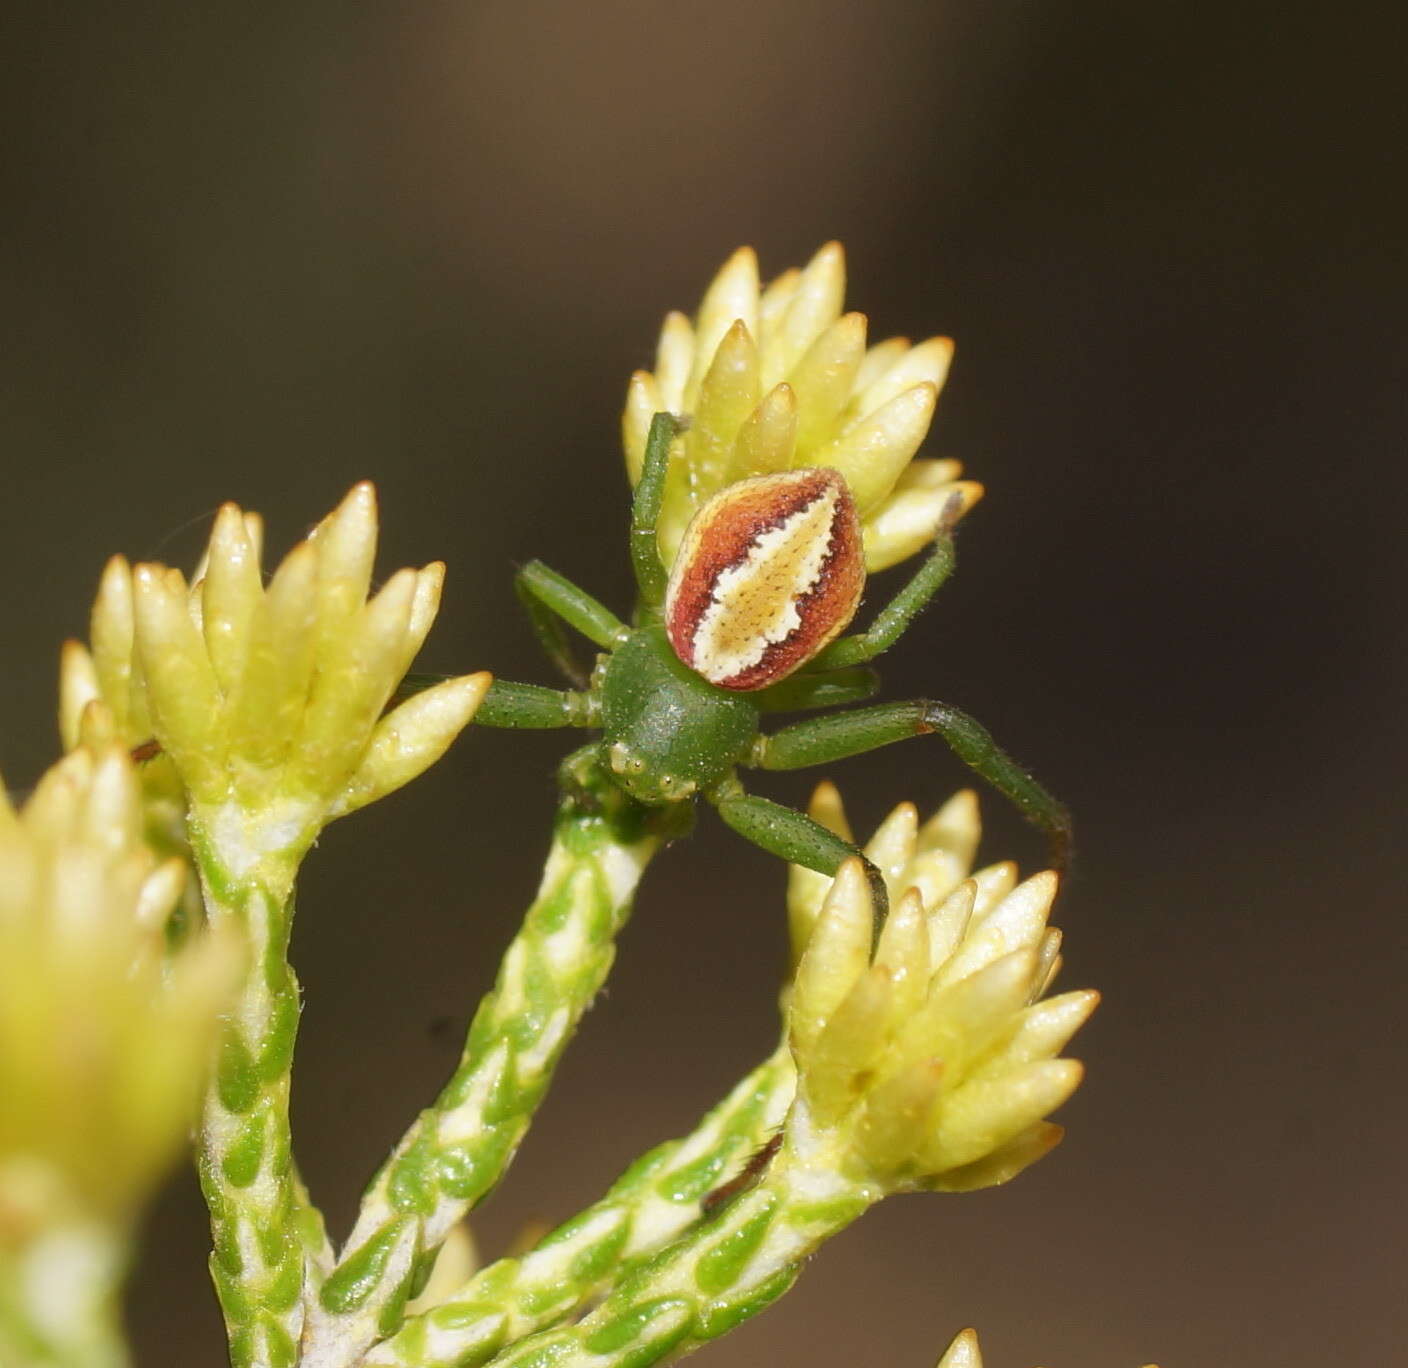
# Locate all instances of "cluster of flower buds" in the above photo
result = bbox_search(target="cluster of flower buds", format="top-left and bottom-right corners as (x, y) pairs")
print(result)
(59, 484), (488, 874)
(0, 739), (239, 1237)
(623, 243), (983, 573)
(787, 783), (982, 967)
(785, 788), (1095, 1192)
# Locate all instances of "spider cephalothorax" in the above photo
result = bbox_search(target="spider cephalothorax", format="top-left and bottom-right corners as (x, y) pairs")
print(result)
(459, 414), (1070, 917)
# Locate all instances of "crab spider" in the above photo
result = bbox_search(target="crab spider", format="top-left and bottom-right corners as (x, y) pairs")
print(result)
(463, 414), (1070, 919)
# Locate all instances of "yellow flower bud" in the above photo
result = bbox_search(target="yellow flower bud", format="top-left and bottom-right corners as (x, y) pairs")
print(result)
(933, 1325), (1163, 1368)
(61, 485), (489, 873)
(0, 745), (240, 1234)
(623, 243), (983, 571)
(935, 1328), (984, 1368)
(784, 791), (1094, 1191)
(787, 784), (981, 963)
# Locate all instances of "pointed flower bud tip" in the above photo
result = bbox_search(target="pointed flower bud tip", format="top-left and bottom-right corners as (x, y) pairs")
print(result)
(935, 1326), (1163, 1368)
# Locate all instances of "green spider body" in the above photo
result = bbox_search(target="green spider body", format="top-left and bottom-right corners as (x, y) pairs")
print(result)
(597, 623), (758, 805)
(455, 413), (1071, 916)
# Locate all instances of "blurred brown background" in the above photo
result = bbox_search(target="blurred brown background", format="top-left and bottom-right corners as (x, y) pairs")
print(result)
(3, 3), (1404, 1364)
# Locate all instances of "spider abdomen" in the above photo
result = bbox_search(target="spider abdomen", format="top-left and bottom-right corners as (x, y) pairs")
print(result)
(664, 469), (864, 691)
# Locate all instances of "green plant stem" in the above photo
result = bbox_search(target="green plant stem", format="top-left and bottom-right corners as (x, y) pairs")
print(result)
(299, 769), (687, 1368)
(364, 1046), (796, 1368)
(191, 829), (313, 1368)
(0, 1221), (128, 1368)
(478, 1123), (879, 1368)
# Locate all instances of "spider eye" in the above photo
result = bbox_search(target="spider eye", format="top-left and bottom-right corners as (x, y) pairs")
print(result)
(664, 468), (864, 691)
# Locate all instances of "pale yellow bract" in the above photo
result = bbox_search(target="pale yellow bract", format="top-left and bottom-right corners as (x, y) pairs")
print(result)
(623, 243), (983, 573)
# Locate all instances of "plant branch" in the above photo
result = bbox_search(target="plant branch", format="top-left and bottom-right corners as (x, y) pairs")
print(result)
(477, 1122), (878, 1368)
(363, 1046), (795, 1368)
(193, 839), (313, 1368)
(299, 765), (688, 1368)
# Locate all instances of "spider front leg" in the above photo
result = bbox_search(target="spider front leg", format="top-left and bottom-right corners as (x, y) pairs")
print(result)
(630, 411), (687, 608)
(390, 671), (587, 730)
(753, 700), (1073, 875)
(475, 560), (624, 724)
(706, 777), (892, 929)
(474, 679), (595, 729)
(808, 508), (958, 670)
(516, 559), (628, 686)
(752, 666), (881, 714)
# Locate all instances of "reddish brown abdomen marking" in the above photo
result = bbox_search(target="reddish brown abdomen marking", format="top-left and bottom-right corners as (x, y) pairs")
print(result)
(665, 468), (864, 691)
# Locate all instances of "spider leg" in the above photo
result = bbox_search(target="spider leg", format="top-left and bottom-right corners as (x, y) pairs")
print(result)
(809, 508), (958, 670)
(752, 666), (881, 714)
(753, 700), (1072, 876)
(474, 679), (594, 729)
(630, 412), (687, 608)
(392, 672), (588, 730)
(516, 559), (627, 687)
(706, 777), (891, 930)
